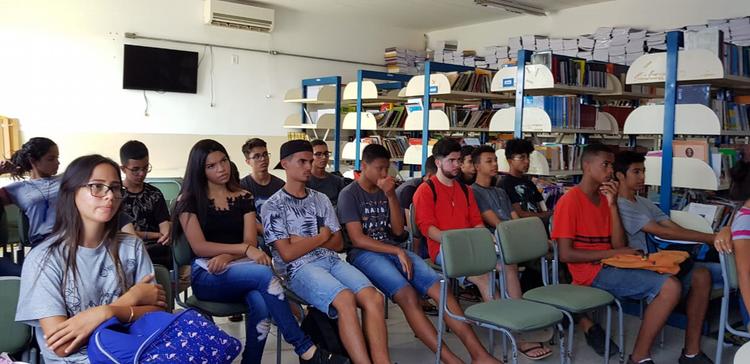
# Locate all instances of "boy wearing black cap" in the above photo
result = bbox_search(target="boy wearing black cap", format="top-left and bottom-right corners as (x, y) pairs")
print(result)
(262, 140), (391, 364)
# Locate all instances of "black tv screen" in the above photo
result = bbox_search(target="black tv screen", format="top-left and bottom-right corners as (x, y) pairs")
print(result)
(123, 45), (198, 93)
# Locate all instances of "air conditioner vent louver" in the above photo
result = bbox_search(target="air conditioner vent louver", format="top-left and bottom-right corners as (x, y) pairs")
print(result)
(205, 0), (274, 33)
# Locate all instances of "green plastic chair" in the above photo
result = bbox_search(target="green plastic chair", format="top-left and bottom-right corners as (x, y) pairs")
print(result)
(715, 253), (749, 364)
(145, 178), (183, 213)
(496, 217), (624, 364)
(436, 228), (564, 364)
(153, 264), (174, 312)
(0, 277), (38, 363)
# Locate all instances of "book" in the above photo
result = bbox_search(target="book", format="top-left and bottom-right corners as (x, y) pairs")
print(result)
(672, 140), (709, 162)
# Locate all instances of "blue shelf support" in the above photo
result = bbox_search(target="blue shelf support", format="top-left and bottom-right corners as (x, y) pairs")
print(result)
(514, 50), (533, 139)
(301, 76), (342, 172)
(352, 70), (411, 170)
(659, 31), (683, 214)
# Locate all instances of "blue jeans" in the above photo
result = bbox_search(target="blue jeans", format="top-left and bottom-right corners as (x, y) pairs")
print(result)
(592, 266), (670, 304)
(351, 250), (440, 299)
(191, 262), (313, 364)
(288, 255), (373, 318)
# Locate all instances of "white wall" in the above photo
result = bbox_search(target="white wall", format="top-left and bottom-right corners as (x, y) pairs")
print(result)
(0, 0), (423, 139)
(427, 0), (750, 52)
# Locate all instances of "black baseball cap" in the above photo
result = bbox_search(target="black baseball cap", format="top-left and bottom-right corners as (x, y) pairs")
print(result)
(274, 139), (313, 169)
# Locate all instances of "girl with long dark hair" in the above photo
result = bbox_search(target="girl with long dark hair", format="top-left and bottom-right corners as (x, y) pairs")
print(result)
(15, 154), (166, 363)
(173, 139), (345, 364)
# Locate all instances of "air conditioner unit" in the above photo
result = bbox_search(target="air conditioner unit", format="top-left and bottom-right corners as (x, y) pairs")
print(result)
(204, 0), (274, 33)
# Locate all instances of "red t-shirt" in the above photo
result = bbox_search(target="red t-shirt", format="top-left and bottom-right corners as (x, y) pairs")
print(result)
(414, 176), (483, 262)
(551, 186), (613, 286)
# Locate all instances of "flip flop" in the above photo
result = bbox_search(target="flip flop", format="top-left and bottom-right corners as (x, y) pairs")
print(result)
(519, 343), (553, 361)
(421, 302), (439, 316)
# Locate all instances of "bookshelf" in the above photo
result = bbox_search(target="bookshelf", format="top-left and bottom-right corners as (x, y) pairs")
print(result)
(490, 64), (614, 95)
(343, 70), (412, 169)
(625, 31), (750, 210)
(282, 76), (343, 171)
(495, 149), (582, 176)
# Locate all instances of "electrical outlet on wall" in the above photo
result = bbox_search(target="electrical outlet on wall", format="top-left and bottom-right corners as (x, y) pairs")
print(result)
(231, 54), (239, 64)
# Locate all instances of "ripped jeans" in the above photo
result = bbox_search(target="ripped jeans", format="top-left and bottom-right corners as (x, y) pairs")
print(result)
(191, 261), (313, 364)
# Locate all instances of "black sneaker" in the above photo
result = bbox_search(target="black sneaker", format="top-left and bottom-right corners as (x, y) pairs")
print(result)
(678, 350), (713, 364)
(228, 314), (243, 322)
(628, 355), (655, 364)
(585, 323), (619, 358)
(301, 347), (351, 364)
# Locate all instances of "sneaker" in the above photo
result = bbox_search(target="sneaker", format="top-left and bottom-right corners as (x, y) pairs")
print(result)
(627, 355), (655, 364)
(678, 350), (713, 364)
(228, 314), (243, 322)
(301, 347), (351, 364)
(584, 323), (619, 358)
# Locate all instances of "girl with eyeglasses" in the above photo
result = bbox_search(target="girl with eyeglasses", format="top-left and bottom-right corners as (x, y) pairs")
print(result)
(172, 139), (346, 364)
(15, 154), (167, 363)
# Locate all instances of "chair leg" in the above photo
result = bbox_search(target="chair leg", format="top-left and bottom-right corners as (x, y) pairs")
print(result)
(604, 305), (612, 364)
(562, 311), (575, 364)
(489, 327), (495, 356)
(276, 325), (282, 364)
(502, 330), (519, 364)
(715, 296), (729, 364)
(436, 279), (447, 364)
(615, 300), (625, 364)
(502, 331), (508, 363)
(557, 323), (566, 364)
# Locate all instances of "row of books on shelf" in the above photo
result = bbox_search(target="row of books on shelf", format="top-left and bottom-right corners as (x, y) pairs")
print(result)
(684, 28), (750, 77)
(683, 199), (741, 231)
(523, 96), (596, 129)
(371, 105), (407, 129)
(646, 141), (744, 184)
(674, 85), (750, 131)
(433, 102), (508, 129)
(357, 135), (410, 158)
(713, 99), (750, 131)
(534, 144), (584, 172)
(531, 52), (609, 88)
(443, 69), (494, 93)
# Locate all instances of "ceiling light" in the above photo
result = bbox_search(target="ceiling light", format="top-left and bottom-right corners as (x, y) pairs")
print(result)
(474, 0), (548, 16)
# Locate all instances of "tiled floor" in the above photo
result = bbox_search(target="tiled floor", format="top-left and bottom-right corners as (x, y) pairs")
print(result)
(214, 301), (742, 364)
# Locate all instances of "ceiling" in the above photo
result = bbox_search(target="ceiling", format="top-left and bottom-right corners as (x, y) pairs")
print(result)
(255, 0), (611, 32)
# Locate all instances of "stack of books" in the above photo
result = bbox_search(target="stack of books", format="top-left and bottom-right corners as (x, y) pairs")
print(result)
(535, 143), (585, 172)
(524, 96), (581, 129)
(384, 47), (426, 75)
(372, 105), (407, 129)
(529, 52), (608, 88)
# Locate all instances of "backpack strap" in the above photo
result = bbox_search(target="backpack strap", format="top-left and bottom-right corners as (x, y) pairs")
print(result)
(426, 178), (470, 204)
(426, 178), (437, 203)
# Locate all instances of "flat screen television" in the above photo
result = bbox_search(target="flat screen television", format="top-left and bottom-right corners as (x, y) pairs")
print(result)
(123, 44), (199, 93)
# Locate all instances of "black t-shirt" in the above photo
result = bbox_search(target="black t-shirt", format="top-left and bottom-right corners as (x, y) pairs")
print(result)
(395, 178), (422, 210)
(306, 173), (350, 207)
(121, 183), (170, 233)
(497, 174), (544, 213)
(186, 193), (255, 244)
(240, 174), (285, 216)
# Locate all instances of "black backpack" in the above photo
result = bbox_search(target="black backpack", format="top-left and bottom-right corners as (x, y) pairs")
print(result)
(300, 308), (350, 362)
(424, 178), (470, 203)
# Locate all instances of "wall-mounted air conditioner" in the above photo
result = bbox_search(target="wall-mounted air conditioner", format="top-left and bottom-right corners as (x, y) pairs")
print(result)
(204, 0), (274, 33)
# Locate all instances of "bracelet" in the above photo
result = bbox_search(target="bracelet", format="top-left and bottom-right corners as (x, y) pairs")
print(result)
(127, 306), (134, 324)
(244, 243), (252, 255)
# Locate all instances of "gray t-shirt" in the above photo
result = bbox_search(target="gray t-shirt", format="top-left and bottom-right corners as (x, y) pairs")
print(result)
(240, 174), (285, 216)
(471, 183), (513, 231)
(16, 234), (153, 363)
(306, 173), (350, 207)
(4, 177), (60, 245)
(395, 178), (422, 210)
(617, 196), (670, 252)
(338, 182), (401, 260)
(262, 188), (341, 279)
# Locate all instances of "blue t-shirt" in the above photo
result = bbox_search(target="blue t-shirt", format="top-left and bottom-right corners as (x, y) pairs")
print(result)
(261, 188), (340, 278)
(4, 177), (60, 245)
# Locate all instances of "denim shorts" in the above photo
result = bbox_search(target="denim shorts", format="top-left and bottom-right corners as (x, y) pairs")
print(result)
(351, 250), (441, 299)
(288, 255), (373, 318)
(591, 266), (671, 304)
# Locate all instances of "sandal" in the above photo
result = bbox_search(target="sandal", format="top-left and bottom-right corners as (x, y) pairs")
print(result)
(421, 301), (439, 316)
(519, 343), (552, 361)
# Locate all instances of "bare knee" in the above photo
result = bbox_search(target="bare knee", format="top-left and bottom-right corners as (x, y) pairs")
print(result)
(332, 289), (357, 313)
(356, 287), (384, 311)
(660, 277), (682, 301)
(393, 285), (420, 308)
(691, 267), (711, 289)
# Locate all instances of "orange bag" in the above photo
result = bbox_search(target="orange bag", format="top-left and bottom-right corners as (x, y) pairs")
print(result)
(601, 251), (690, 275)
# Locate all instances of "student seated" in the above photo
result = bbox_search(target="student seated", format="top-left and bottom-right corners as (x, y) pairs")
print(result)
(456, 145), (476, 185)
(615, 151), (724, 363)
(498, 139), (552, 224)
(395, 155), (436, 257)
(470, 145), (552, 360)
(174, 139), (344, 364)
(262, 140), (389, 364)
(15, 154), (166, 363)
(552, 144), (704, 364)
(119, 140), (172, 267)
(307, 139), (350, 207)
(339, 144), (500, 364)
(413, 138), (504, 364)
(240, 138), (285, 231)
(0, 137), (61, 247)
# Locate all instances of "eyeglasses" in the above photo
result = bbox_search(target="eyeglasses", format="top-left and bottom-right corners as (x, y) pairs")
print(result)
(123, 164), (152, 175)
(510, 155), (529, 161)
(83, 183), (126, 199)
(313, 152), (331, 158)
(249, 152), (270, 161)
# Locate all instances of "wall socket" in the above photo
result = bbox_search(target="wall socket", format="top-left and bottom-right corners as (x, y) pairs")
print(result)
(231, 55), (239, 64)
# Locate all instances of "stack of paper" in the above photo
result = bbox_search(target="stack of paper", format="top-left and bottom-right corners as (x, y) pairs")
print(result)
(522, 34), (549, 51)
(728, 17), (750, 46)
(508, 36), (523, 55)
(646, 31), (667, 50)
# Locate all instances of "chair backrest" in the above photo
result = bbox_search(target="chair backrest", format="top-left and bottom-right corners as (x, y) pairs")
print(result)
(441, 228), (497, 278)
(145, 178), (183, 212)
(409, 203), (422, 240)
(720, 253), (739, 290)
(0, 277), (31, 353)
(172, 234), (194, 268)
(153, 264), (175, 312)
(3, 205), (22, 246)
(496, 217), (549, 265)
